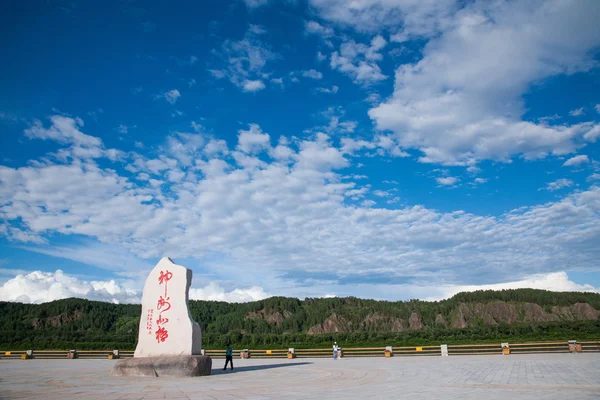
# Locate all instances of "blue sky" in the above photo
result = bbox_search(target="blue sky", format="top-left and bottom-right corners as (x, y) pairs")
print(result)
(1, 0), (600, 304)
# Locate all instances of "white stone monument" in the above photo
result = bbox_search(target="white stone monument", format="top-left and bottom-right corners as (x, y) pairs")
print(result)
(112, 257), (211, 377)
(134, 257), (202, 357)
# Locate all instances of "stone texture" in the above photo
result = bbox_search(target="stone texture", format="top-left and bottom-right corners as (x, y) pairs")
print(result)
(4, 354), (600, 399)
(111, 355), (212, 377)
(134, 257), (202, 358)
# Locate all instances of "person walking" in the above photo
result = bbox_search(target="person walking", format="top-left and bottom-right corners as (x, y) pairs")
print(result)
(223, 343), (234, 370)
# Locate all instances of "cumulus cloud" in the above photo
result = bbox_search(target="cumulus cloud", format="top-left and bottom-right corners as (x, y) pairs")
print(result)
(563, 154), (590, 166)
(305, 20), (334, 38)
(242, 79), (266, 92)
(569, 107), (585, 117)
(330, 35), (387, 84)
(212, 27), (277, 91)
(588, 173), (600, 182)
(426, 271), (600, 301)
(155, 89), (181, 104)
(3, 115), (600, 295)
(368, 0), (600, 165)
(302, 69), (323, 79)
(309, 0), (458, 39)
(237, 124), (271, 153)
(189, 282), (269, 303)
(0, 269), (269, 304)
(25, 115), (101, 148)
(316, 85), (339, 94)
(436, 176), (459, 186)
(244, 0), (269, 8)
(0, 270), (140, 304)
(545, 178), (574, 191)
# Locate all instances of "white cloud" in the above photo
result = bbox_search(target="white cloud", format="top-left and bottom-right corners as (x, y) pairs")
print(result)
(213, 27), (277, 91)
(596, 104), (600, 114)
(545, 178), (574, 191)
(0, 270), (139, 304)
(302, 69), (323, 79)
(426, 271), (600, 301)
(569, 107), (585, 117)
(244, 0), (269, 8)
(309, 0), (458, 39)
(474, 177), (487, 184)
(436, 176), (458, 186)
(364, 93), (381, 105)
(189, 282), (269, 303)
(248, 24), (267, 35)
(0, 268), (269, 304)
(305, 20), (334, 37)
(369, 1), (600, 165)
(587, 173), (600, 182)
(242, 79), (266, 92)
(4, 115), (600, 296)
(331, 35), (387, 84)
(237, 124), (271, 153)
(373, 190), (390, 197)
(155, 89), (181, 104)
(117, 125), (128, 134)
(317, 51), (327, 62)
(563, 155), (590, 167)
(316, 85), (339, 94)
(25, 115), (101, 148)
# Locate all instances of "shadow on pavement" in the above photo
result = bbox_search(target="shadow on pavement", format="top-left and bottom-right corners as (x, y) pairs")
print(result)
(211, 362), (312, 375)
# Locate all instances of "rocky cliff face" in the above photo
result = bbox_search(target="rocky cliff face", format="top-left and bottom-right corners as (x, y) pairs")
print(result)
(245, 309), (291, 325)
(447, 301), (599, 329)
(32, 311), (84, 329)
(299, 301), (599, 334)
(307, 313), (352, 334)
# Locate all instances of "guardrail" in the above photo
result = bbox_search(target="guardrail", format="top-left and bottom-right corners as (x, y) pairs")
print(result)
(1, 340), (598, 360)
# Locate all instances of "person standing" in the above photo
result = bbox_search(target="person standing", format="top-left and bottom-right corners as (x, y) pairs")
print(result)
(333, 341), (338, 360)
(223, 343), (234, 370)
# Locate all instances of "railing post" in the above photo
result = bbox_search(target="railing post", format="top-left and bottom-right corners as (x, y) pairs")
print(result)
(385, 346), (393, 358)
(568, 340), (581, 353)
(440, 344), (448, 356)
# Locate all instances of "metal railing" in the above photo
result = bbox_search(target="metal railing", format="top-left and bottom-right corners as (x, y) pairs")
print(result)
(1, 339), (598, 360)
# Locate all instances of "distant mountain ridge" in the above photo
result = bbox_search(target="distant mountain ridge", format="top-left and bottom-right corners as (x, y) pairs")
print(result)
(1, 289), (599, 349)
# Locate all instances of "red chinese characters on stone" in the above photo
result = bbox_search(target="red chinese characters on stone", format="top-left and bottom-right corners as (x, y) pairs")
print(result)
(146, 309), (154, 335)
(155, 326), (169, 343)
(158, 270), (173, 285)
(155, 270), (173, 344)
(157, 296), (171, 312)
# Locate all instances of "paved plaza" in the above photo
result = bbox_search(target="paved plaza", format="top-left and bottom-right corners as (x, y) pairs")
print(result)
(1, 353), (599, 399)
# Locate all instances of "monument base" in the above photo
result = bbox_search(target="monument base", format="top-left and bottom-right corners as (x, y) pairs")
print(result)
(111, 355), (212, 377)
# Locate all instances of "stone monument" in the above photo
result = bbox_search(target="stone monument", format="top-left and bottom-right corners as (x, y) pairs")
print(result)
(112, 257), (212, 377)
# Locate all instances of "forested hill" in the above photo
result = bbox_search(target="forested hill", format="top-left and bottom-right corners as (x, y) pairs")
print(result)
(1, 289), (599, 350)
